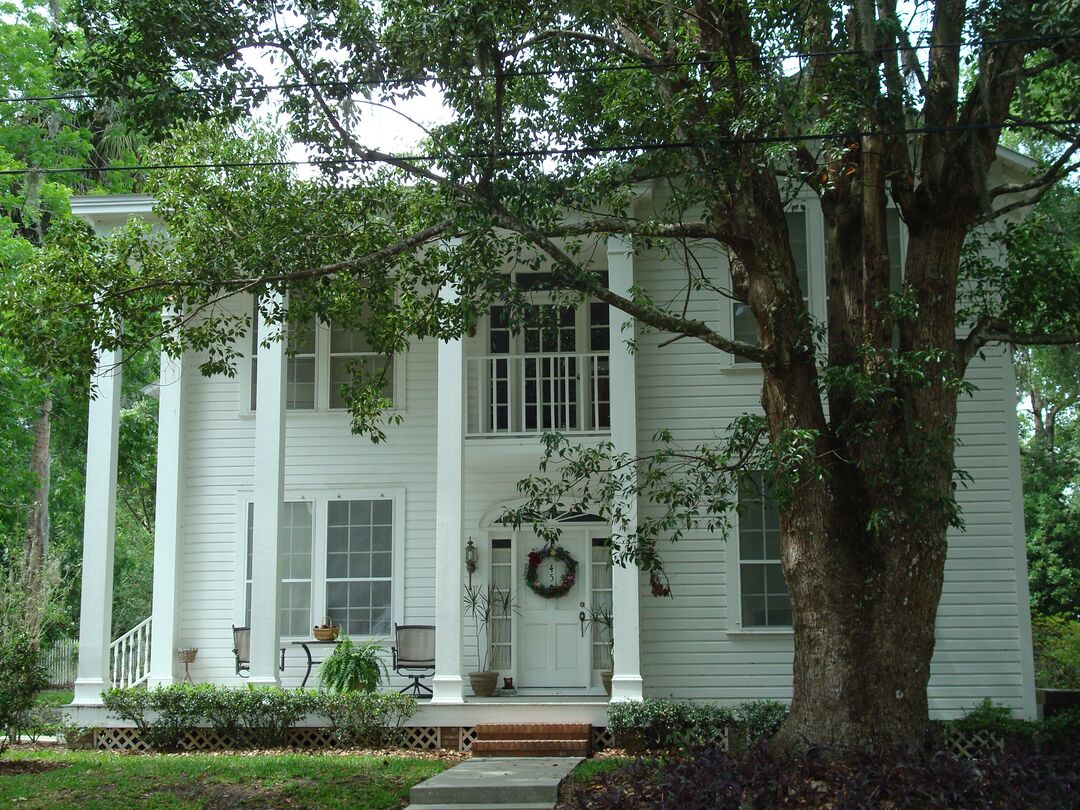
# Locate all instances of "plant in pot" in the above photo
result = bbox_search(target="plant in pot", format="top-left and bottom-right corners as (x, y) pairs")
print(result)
(463, 583), (517, 697)
(319, 637), (387, 693)
(584, 604), (614, 695)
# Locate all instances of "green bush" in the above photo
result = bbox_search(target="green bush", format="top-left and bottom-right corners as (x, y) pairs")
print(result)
(319, 638), (388, 693)
(0, 632), (47, 753)
(732, 700), (789, 748)
(946, 698), (1034, 741)
(235, 686), (317, 748)
(102, 684), (208, 750)
(316, 691), (418, 747)
(607, 698), (789, 752)
(1032, 613), (1080, 689)
(1036, 707), (1080, 751)
(607, 698), (734, 750)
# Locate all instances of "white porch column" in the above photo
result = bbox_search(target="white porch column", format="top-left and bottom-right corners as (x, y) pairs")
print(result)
(148, 337), (186, 688)
(431, 281), (466, 704)
(73, 349), (123, 705)
(250, 293), (286, 685)
(607, 235), (644, 702)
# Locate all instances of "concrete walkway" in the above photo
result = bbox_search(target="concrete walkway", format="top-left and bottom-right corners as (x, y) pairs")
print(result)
(407, 757), (582, 810)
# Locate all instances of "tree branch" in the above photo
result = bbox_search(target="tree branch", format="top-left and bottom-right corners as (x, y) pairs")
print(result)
(988, 142), (1080, 199)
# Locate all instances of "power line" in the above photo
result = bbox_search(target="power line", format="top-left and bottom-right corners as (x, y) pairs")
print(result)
(1, 117), (1075, 177)
(0, 33), (1075, 105)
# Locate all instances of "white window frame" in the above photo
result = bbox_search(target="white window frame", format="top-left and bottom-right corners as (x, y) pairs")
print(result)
(238, 295), (406, 415)
(234, 487), (406, 641)
(725, 477), (794, 635)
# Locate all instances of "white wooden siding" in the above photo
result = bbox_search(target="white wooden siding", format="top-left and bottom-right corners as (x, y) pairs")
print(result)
(173, 242), (1034, 716)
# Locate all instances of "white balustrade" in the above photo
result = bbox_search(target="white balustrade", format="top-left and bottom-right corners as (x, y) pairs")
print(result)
(465, 352), (611, 437)
(110, 615), (153, 689)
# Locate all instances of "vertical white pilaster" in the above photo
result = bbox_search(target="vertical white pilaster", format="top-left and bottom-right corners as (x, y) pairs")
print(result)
(250, 293), (286, 685)
(148, 335), (186, 688)
(432, 280), (466, 704)
(73, 349), (123, 705)
(607, 235), (644, 702)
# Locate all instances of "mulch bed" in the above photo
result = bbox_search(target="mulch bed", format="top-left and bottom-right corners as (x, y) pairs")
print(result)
(0, 759), (69, 776)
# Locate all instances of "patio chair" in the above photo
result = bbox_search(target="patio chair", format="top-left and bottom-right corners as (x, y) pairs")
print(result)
(392, 624), (435, 697)
(231, 625), (285, 677)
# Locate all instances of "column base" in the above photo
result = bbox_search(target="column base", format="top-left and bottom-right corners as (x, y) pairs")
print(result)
(609, 674), (644, 702)
(430, 675), (466, 704)
(146, 675), (177, 690)
(73, 678), (108, 705)
(247, 676), (282, 687)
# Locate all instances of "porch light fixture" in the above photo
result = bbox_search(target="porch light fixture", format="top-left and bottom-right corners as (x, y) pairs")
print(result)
(465, 538), (478, 585)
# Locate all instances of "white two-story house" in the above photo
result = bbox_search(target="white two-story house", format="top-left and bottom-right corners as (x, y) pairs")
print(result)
(65, 162), (1038, 738)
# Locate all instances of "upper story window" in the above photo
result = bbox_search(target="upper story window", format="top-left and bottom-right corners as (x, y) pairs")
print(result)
(249, 297), (396, 412)
(736, 473), (792, 628)
(732, 211), (810, 365)
(729, 208), (904, 365)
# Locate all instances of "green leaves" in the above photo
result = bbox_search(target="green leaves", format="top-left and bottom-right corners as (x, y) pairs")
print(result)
(318, 637), (388, 693)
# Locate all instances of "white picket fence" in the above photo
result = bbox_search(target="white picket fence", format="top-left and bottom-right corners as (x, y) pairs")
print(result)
(44, 638), (78, 686)
(110, 615), (153, 688)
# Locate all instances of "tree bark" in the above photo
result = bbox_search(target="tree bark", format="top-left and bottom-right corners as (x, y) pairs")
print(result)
(23, 397), (53, 647)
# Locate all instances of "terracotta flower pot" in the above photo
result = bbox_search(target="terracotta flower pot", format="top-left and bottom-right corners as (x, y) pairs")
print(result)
(469, 671), (499, 697)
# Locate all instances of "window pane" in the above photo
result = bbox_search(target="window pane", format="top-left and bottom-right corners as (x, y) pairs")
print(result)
(742, 594), (768, 627)
(325, 499), (393, 637)
(741, 564), (766, 596)
(330, 324), (373, 354)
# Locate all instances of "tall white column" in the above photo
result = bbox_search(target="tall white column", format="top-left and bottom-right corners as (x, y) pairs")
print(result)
(607, 235), (644, 702)
(431, 282), (466, 704)
(148, 339), (186, 688)
(250, 293), (286, 685)
(73, 349), (123, 705)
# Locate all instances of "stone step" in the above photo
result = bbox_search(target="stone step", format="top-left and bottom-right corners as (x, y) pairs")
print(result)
(472, 739), (591, 757)
(474, 723), (590, 742)
(408, 757), (581, 809)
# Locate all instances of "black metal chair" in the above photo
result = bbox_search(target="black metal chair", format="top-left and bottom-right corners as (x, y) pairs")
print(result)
(232, 625), (285, 677)
(392, 623), (435, 697)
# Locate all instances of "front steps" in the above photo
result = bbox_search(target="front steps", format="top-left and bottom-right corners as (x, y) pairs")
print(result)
(472, 723), (591, 758)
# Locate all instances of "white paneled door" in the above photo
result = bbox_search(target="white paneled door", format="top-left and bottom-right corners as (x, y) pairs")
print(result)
(518, 532), (590, 689)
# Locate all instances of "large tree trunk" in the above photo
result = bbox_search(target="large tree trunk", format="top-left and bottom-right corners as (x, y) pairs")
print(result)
(767, 210), (968, 752)
(23, 397), (53, 646)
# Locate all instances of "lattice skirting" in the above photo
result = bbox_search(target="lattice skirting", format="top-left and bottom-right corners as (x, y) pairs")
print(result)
(89, 726), (449, 752)
(459, 726), (477, 751)
(591, 726), (613, 750)
(944, 727), (1005, 758)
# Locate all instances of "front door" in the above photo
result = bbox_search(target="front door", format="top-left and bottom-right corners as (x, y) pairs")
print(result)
(518, 531), (590, 689)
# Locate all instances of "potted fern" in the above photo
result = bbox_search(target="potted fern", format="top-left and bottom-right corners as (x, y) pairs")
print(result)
(319, 637), (387, 693)
(463, 583), (517, 697)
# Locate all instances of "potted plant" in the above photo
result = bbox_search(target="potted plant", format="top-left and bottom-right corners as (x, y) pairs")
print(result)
(463, 583), (517, 697)
(319, 637), (387, 693)
(584, 604), (614, 695)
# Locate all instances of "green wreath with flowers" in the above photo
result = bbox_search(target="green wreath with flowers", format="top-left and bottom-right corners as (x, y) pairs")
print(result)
(525, 544), (579, 598)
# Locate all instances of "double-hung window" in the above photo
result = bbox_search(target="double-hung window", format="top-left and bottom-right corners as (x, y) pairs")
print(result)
(736, 473), (792, 628)
(732, 211), (810, 364)
(242, 494), (398, 638)
(249, 298), (396, 411)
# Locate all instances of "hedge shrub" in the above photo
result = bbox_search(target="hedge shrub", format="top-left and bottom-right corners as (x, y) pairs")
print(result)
(606, 698), (788, 751)
(102, 684), (416, 750)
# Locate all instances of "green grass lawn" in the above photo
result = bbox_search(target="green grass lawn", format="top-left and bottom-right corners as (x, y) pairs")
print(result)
(0, 749), (447, 809)
(35, 689), (73, 708)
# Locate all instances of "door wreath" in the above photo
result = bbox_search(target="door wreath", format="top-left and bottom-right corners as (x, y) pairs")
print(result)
(525, 544), (578, 598)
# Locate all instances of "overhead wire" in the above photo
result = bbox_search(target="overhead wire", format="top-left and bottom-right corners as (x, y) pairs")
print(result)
(0, 33), (1076, 105)
(0, 117), (1076, 177)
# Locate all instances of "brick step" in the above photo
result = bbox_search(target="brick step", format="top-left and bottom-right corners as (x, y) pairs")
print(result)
(471, 739), (591, 757)
(474, 723), (590, 742)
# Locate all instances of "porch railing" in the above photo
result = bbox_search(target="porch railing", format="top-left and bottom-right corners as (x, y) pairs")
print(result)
(466, 352), (611, 437)
(110, 615), (153, 689)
